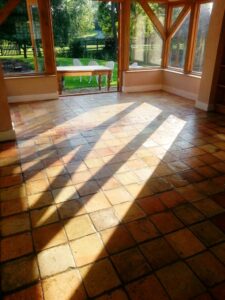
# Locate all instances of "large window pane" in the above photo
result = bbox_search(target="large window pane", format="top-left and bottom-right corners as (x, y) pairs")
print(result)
(193, 3), (213, 73)
(130, 1), (163, 68)
(168, 13), (190, 69)
(0, 0), (44, 75)
(171, 6), (183, 25)
(149, 3), (166, 26)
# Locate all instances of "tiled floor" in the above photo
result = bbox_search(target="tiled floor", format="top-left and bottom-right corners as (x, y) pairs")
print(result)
(1, 91), (225, 299)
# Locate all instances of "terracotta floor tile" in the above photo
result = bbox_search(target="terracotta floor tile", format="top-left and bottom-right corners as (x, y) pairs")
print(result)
(37, 244), (75, 278)
(126, 218), (159, 242)
(177, 184), (205, 202)
(33, 222), (67, 251)
(0, 174), (23, 188)
(1, 213), (30, 237)
(212, 192), (225, 208)
(104, 187), (133, 205)
(115, 171), (140, 185)
(52, 186), (79, 203)
(30, 205), (59, 228)
(0, 164), (21, 177)
(42, 270), (86, 300)
(193, 198), (224, 217)
(165, 228), (205, 258)
(28, 191), (53, 209)
(48, 174), (73, 189)
(114, 202), (146, 223)
(64, 215), (95, 240)
(76, 180), (100, 196)
(159, 190), (186, 208)
(70, 233), (107, 266)
(137, 195), (165, 215)
(80, 192), (111, 213)
(157, 261), (205, 300)
(165, 174), (189, 188)
(125, 183), (154, 199)
(111, 247), (150, 283)
(95, 289), (128, 300)
(100, 225), (135, 254)
(140, 237), (179, 269)
(97, 177), (121, 191)
(187, 251), (225, 287)
(195, 165), (220, 178)
(1, 256), (39, 292)
(90, 207), (119, 231)
(3, 283), (44, 300)
(190, 221), (225, 247)
(150, 211), (183, 234)
(0, 184), (26, 201)
(71, 170), (93, 184)
(211, 242), (225, 264)
(1, 232), (33, 262)
(126, 274), (169, 300)
(46, 165), (67, 178)
(211, 282), (225, 300)
(0, 197), (28, 217)
(211, 213), (225, 232)
(26, 179), (49, 195)
(80, 259), (120, 297)
(57, 199), (86, 219)
(173, 203), (205, 225)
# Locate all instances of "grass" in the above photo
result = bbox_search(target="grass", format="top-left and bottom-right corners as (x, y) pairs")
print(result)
(0, 55), (118, 90)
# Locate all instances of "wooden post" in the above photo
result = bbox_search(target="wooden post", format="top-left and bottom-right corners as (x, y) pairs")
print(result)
(184, 1), (200, 73)
(162, 4), (172, 68)
(37, 0), (56, 74)
(118, 0), (131, 92)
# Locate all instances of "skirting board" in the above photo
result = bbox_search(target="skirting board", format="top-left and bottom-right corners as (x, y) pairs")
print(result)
(8, 93), (59, 103)
(0, 128), (16, 142)
(162, 85), (197, 101)
(195, 101), (214, 111)
(122, 84), (162, 93)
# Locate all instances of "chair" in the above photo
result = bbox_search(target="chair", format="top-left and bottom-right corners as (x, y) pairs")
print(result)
(73, 58), (82, 82)
(105, 61), (115, 84)
(88, 60), (99, 84)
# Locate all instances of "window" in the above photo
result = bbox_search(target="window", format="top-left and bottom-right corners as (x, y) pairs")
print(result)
(0, 0), (44, 75)
(168, 13), (190, 69)
(171, 6), (184, 25)
(149, 3), (166, 26)
(193, 3), (213, 73)
(130, 1), (163, 68)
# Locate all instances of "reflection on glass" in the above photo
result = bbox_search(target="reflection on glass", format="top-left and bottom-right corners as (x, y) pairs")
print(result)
(130, 2), (163, 68)
(193, 3), (213, 73)
(168, 13), (190, 69)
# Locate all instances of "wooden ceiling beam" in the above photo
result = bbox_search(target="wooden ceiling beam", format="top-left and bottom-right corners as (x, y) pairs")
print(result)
(0, 0), (21, 25)
(138, 0), (166, 40)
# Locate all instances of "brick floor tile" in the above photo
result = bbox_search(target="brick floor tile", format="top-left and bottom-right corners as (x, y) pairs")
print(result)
(80, 259), (120, 297)
(1, 256), (39, 292)
(126, 218), (159, 242)
(90, 207), (119, 231)
(37, 244), (75, 278)
(126, 274), (169, 300)
(1, 213), (30, 237)
(140, 237), (179, 269)
(166, 228), (205, 258)
(187, 251), (225, 287)
(190, 221), (225, 247)
(157, 262), (205, 300)
(3, 284), (43, 300)
(33, 222), (67, 251)
(30, 205), (59, 228)
(150, 211), (183, 234)
(112, 247), (150, 283)
(1, 232), (33, 262)
(70, 233), (107, 267)
(173, 203), (205, 225)
(100, 225), (135, 254)
(64, 215), (95, 240)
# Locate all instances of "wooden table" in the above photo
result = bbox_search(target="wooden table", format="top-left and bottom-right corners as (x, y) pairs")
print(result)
(57, 66), (112, 94)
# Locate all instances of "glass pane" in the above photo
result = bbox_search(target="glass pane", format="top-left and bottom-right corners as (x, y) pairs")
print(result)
(0, 0), (44, 74)
(171, 6), (183, 25)
(130, 1), (163, 68)
(168, 13), (190, 69)
(149, 3), (166, 26)
(193, 3), (213, 73)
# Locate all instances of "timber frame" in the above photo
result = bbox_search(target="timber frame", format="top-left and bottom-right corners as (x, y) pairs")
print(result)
(0, 0), (213, 89)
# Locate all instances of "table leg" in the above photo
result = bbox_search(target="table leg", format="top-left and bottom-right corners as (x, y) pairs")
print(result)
(107, 72), (111, 91)
(98, 75), (102, 91)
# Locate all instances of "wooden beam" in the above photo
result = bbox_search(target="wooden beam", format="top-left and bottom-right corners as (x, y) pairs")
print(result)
(118, 0), (130, 91)
(37, 0), (56, 74)
(0, 0), (21, 25)
(184, 1), (200, 73)
(162, 3), (172, 67)
(138, 0), (166, 40)
(168, 4), (191, 38)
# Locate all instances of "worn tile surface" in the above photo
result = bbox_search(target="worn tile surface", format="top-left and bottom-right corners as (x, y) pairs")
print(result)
(1, 92), (225, 298)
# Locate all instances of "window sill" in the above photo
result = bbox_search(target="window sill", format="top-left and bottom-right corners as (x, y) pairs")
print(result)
(4, 73), (56, 80)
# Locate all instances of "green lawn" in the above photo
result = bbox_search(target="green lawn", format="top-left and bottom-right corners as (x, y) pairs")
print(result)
(0, 55), (118, 90)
